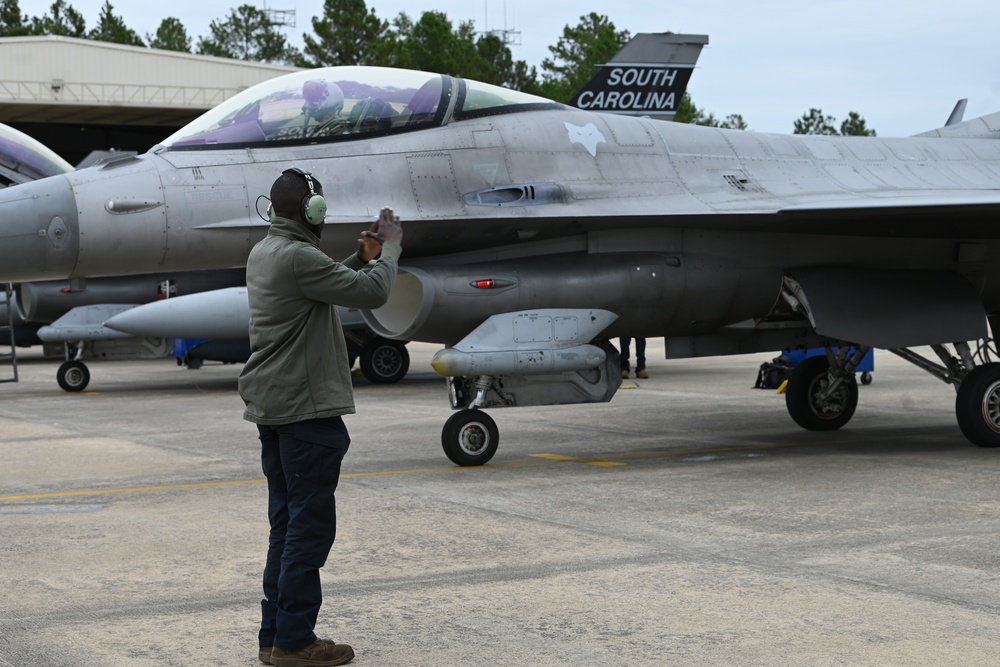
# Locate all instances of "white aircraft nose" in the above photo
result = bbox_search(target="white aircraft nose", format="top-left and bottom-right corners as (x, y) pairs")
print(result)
(0, 174), (79, 282)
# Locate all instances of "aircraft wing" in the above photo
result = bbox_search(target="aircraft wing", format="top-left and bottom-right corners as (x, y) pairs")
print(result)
(779, 191), (1000, 212)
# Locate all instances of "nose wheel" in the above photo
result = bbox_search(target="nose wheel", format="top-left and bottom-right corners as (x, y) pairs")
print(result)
(442, 409), (499, 466)
(57, 359), (90, 392)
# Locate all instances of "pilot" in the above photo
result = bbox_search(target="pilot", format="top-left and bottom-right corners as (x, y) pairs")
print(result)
(302, 79), (344, 136)
(239, 167), (403, 666)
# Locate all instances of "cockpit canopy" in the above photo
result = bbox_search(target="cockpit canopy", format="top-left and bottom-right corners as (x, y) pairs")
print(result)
(0, 122), (73, 186)
(159, 66), (562, 150)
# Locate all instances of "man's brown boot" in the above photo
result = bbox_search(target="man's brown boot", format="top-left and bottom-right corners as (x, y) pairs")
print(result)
(260, 639), (338, 665)
(270, 639), (354, 667)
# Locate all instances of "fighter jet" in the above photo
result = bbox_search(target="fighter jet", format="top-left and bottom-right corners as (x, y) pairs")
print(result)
(3, 60), (1000, 465)
(0, 123), (73, 359)
(66, 32), (708, 391)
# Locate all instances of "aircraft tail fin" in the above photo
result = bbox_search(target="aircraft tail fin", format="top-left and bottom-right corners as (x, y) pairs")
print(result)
(915, 108), (1000, 139)
(568, 33), (708, 121)
(945, 99), (968, 127)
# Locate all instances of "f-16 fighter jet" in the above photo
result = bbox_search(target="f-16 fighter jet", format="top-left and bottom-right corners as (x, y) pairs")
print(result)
(2, 62), (1000, 465)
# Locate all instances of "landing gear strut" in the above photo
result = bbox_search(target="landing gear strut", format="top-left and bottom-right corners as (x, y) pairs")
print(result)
(783, 338), (1000, 447)
(887, 340), (1000, 447)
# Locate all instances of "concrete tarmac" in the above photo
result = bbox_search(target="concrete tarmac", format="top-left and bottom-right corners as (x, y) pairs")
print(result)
(1, 342), (998, 666)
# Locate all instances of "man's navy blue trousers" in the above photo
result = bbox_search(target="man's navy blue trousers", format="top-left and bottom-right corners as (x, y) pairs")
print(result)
(257, 416), (350, 651)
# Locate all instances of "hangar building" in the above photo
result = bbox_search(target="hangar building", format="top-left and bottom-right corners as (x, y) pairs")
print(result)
(0, 36), (300, 165)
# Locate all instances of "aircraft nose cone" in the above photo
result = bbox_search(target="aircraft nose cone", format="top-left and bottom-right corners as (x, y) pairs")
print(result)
(0, 174), (79, 282)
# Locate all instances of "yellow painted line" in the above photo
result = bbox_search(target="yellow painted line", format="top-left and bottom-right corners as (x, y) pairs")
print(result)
(0, 461), (553, 502)
(530, 453), (626, 467)
(0, 434), (918, 503)
(0, 478), (267, 502)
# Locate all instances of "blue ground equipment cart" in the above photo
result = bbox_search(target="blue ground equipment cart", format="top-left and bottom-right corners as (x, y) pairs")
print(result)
(786, 347), (874, 385)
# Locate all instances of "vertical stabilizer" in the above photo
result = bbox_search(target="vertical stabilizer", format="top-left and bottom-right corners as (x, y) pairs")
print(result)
(945, 99), (968, 127)
(568, 33), (708, 120)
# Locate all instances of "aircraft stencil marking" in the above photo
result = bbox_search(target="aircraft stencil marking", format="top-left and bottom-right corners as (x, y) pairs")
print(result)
(474, 163), (498, 187)
(564, 122), (606, 157)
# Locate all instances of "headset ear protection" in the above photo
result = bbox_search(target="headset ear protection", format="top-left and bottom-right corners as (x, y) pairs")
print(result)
(277, 167), (327, 225)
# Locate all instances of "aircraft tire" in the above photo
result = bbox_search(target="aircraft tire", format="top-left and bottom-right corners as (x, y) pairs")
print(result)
(442, 409), (499, 466)
(955, 363), (1000, 447)
(57, 360), (90, 392)
(360, 338), (409, 384)
(785, 356), (858, 431)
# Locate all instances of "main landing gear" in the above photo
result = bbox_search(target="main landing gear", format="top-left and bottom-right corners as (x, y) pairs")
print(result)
(785, 340), (1000, 447)
(785, 347), (866, 431)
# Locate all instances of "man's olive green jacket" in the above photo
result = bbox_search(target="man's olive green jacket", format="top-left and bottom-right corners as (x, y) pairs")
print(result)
(239, 216), (401, 425)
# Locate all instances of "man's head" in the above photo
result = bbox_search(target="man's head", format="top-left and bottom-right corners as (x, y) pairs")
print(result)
(270, 168), (327, 234)
(301, 80), (344, 125)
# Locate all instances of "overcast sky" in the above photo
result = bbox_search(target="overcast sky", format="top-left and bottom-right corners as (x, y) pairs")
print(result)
(58, 0), (1000, 137)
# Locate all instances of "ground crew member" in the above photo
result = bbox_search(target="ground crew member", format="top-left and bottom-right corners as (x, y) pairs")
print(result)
(239, 167), (402, 666)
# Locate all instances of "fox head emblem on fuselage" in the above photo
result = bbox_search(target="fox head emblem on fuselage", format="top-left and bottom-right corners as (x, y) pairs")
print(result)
(564, 122), (606, 157)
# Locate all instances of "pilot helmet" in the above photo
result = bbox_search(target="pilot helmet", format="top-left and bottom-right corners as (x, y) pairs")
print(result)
(301, 80), (345, 119)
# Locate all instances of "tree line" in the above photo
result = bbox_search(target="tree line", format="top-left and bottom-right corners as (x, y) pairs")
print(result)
(0, 0), (875, 135)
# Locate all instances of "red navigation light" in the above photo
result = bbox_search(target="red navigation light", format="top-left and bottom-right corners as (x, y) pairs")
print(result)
(472, 279), (495, 289)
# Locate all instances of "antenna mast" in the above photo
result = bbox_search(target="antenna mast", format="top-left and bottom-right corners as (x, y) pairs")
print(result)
(262, 0), (296, 28)
(482, 0), (520, 46)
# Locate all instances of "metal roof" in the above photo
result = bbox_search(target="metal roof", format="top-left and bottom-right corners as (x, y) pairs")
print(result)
(0, 36), (301, 127)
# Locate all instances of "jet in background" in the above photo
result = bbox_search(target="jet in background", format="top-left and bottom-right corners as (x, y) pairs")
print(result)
(10, 270), (410, 390)
(0, 122), (73, 188)
(2, 45), (1000, 465)
(0, 123), (73, 354)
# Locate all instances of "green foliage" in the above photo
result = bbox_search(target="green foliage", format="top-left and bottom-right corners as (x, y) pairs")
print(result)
(147, 17), (191, 52)
(88, 1), (143, 46)
(794, 108), (876, 136)
(674, 93), (746, 129)
(470, 32), (511, 85)
(379, 10), (539, 92)
(0, 0), (31, 36)
(793, 108), (839, 135)
(299, 0), (395, 67)
(29, 0), (86, 37)
(393, 10), (469, 75)
(197, 4), (299, 65)
(506, 60), (543, 96)
(540, 12), (630, 103)
(718, 113), (748, 130)
(840, 111), (876, 136)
